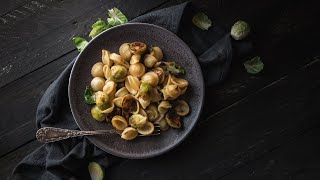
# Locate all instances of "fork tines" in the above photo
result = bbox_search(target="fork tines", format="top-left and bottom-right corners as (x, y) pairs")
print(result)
(138, 125), (161, 137)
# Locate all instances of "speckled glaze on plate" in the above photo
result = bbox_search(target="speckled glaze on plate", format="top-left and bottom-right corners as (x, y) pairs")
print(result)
(68, 23), (204, 159)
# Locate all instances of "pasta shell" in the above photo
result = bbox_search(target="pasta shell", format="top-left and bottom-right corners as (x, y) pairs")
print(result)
(158, 101), (172, 114)
(103, 81), (117, 96)
(111, 115), (128, 131)
(100, 102), (115, 114)
(110, 53), (129, 69)
(158, 118), (169, 131)
(141, 72), (159, 87)
(91, 62), (104, 77)
(102, 50), (113, 67)
(171, 75), (189, 88)
(165, 110), (181, 128)
(113, 97), (123, 108)
(175, 100), (190, 116)
(102, 65), (111, 80)
(130, 54), (141, 65)
(129, 42), (147, 55)
(125, 75), (140, 95)
(166, 85), (181, 99)
(150, 87), (162, 103)
(150, 46), (163, 61)
(129, 63), (145, 78)
(122, 95), (139, 114)
(121, 127), (138, 140)
(138, 94), (151, 109)
(119, 43), (132, 60)
(91, 77), (105, 91)
(137, 122), (154, 135)
(129, 114), (147, 128)
(143, 54), (158, 68)
(115, 87), (129, 97)
(145, 104), (159, 122)
(153, 67), (165, 84)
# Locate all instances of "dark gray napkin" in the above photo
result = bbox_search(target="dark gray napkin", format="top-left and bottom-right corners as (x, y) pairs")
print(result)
(13, 2), (251, 179)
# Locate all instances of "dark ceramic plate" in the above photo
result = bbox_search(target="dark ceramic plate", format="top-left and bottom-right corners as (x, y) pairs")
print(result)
(69, 23), (204, 159)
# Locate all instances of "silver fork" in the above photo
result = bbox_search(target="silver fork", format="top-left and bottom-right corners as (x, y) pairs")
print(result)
(36, 125), (161, 143)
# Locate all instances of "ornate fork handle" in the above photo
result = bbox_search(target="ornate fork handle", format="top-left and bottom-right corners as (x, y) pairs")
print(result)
(36, 127), (117, 143)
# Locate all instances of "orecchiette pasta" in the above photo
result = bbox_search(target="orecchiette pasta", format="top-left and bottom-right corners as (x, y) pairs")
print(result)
(84, 42), (190, 140)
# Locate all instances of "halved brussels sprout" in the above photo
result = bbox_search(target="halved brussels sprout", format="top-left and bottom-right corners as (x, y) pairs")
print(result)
(129, 63), (145, 78)
(91, 62), (104, 77)
(121, 127), (138, 140)
(111, 115), (128, 130)
(165, 109), (181, 128)
(158, 118), (169, 131)
(141, 72), (159, 87)
(115, 87), (129, 97)
(119, 43), (132, 60)
(165, 62), (185, 75)
(130, 54), (141, 65)
(125, 75), (140, 95)
(95, 91), (111, 110)
(129, 114), (147, 128)
(122, 95), (139, 114)
(150, 46), (163, 61)
(91, 105), (106, 121)
(91, 77), (105, 91)
(129, 42), (147, 55)
(143, 54), (158, 68)
(174, 100), (190, 116)
(88, 162), (104, 180)
(102, 50), (113, 67)
(137, 122), (154, 135)
(231, 20), (250, 40)
(145, 104), (159, 122)
(110, 65), (128, 82)
(158, 101), (172, 114)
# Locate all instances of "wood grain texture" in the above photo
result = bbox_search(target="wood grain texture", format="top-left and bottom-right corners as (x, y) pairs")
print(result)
(221, 128), (320, 180)
(0, 141), (42, 178)
(0, 0), (31, 17)
(0, 0), (167, 88)
(107, 59), (320, 180)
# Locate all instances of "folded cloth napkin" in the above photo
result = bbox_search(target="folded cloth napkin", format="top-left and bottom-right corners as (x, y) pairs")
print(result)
(12, 2), (251, 179)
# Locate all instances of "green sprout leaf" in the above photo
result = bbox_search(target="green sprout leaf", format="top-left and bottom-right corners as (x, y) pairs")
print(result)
(107, 8), (128, 26)
(72, 37), (88, 52)
(244, 56), (264, 74)
(231, 20), (250, 40)
(89, 18), (110, 38)
(192, 12), (212, 30)
(166, 62), (185, 75)
(84, 86), (96, 104)
(88, 162), (105, 180)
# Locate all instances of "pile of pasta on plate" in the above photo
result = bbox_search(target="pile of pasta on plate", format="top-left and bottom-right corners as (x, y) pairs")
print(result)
(84, 42), (190, 140)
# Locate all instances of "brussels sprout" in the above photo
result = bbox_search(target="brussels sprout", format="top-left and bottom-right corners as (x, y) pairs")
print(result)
(107, 8), (128, 26)
(72, 37), (88, 52)
(84, 86), (96, 104)
(231, 20), (250, 40)
(91, 105), (106, 121)
(140, 82), (151, 94)
(88, 162), (104, 180)
(243, 56), (264, 74)
(129, 114), (147, 128)
(165, 109), (181, 128)
(110, 65), (127, 82)
(166, 62), (185, 75)
(122, 95), (139, 114)
(89, 18), (110, 38)
(192, 12), (212, 30)
(95, 91), (111, 110)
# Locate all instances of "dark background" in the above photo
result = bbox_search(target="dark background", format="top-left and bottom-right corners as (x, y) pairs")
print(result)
(1, 0), (320, 179)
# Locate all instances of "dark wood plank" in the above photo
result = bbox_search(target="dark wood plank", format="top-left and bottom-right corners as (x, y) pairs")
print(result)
(220, 128), (320, 180)
(0, 0), (167, 88)
(0, 141), (42, 178)
(0, 50), (77, 157)
(0, 0), (30, 17)
(107, 59), (320, 180)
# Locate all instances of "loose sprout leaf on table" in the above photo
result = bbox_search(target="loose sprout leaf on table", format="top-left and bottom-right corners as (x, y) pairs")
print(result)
(244, 56), (264, 74)
(72, 37), (89, 52)
(107, 7), (128, 26)
(231, 20), (250, 40)
(88, 162), (104, 180)
(192, 12), (212, 30)
(89, 18), (111, 38)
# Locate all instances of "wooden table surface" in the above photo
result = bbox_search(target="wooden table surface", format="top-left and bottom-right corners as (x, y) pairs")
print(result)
(1, 0), (320, 179)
